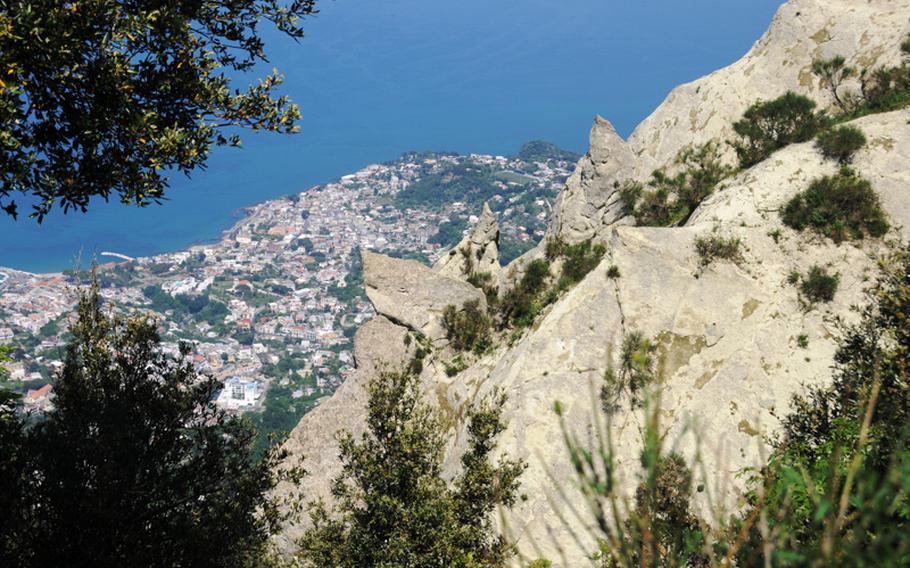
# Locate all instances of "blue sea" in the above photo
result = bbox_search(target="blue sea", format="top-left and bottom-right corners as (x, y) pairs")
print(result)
(0, 0), (782, 273)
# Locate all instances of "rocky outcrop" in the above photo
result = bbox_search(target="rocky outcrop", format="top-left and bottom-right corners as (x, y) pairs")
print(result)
(275, 314), (412, 551)
(551, 0), (910, 243)
(456, 108), (910, 562)
(362, 250), (486, 341)
(434, 202), (502, 283)
(549, 116), (635, 242)
(280, 1), (910, 564)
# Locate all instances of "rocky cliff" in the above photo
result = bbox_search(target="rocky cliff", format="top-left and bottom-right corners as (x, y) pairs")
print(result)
(278, 1), (910, 563)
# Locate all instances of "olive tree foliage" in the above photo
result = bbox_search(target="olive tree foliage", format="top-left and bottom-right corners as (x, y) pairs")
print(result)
(0, 0), (317, 221)
(299, 368), (525, 567)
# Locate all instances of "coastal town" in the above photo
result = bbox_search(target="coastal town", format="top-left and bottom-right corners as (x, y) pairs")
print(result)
(0, 143), (577, 442)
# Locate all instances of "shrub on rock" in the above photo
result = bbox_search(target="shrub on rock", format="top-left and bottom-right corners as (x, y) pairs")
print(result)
(733, 92), (824, 168)
(816, 125), (867, 164)
(781, 167), (889, 243)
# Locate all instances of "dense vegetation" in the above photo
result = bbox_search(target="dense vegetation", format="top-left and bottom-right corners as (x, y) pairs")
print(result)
(621, 142), (730, 227)
(396, 163), (515, 210)
(732, 92), (824, 168)
(0, 283), (298, 567)
(142, 285), (230, 326)
(518, 140), (581, 164)
(442, 299), (494, 354)
(0, 0), (316, 221)
(554, 239), (607, 288)
(428, 218), (469, 248)
(816, 125), (867, 164)
(781, 168), (889, 243)
(298, 368), (524, 567)
(499, 258), (553, 329)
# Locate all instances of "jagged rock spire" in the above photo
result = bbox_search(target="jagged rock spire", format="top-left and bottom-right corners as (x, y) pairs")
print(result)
(434, 202), (501, 282)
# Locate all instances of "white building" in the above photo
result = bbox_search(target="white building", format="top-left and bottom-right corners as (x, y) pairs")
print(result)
(215, 377), (262, 410)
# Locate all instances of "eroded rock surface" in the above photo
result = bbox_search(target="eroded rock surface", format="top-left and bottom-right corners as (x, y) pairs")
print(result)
(434, 202), (502, 284)
(362, 250), (486, 341)
(279, 1), (910, 564)
(551, 0), (910, 243)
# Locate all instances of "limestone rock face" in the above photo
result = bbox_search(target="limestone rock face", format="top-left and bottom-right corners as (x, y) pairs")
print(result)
(628, 0), (910, 175)
(275, 315), (411, 551)
(362, 250), (486, 341)
(280, 2), (910, 564)
(434, 202), (502, 283)
(550, 0), (910, 244)
(549, 116), (635, 242)
(463, 109), (910, 563)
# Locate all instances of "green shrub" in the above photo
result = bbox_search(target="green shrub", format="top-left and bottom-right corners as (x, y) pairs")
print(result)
(601, 331), (656, 412)
(443, 355), (468, 377)
(781, 167), (889, 242)
(521, 259), (551, 296)
(857, 64), (910, 115)
(559, 240), (607, 287)
(812, 56), (856, 112)
(466, 270), (498, 306)
(499, 259), (552, 329)
(606, 265), (621, 279)
(407, 333), (432, 375)
(694, 234), (743, 268)
(800, 266), (839, 304)
(828, 35), (910, 121)
(735, 247), (910, 566)
(544, 236), (567, 262)
(732, 92), (824, 168)
(816, 125), (866, 164)
(442, 299), (493, 354)
(458, 246), (475, 275)
(626, 142), (730, 227)
(298, 371), (524, 567)
(616, 180), (644, 216)
(634, 185), (675, 227)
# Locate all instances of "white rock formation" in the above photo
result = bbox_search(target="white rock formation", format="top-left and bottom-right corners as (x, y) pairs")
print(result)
(362, 250), (486, 341)
(279, 1), (910, 564)
(434, 201), (502, 285)
(552, 0), (910, 242)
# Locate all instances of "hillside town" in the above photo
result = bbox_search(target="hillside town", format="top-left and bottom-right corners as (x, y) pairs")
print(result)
(0, 146), (576, 439)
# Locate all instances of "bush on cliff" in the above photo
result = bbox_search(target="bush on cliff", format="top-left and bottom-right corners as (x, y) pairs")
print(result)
(782, 167), (889, 243)
(816, 125), (867, 164)
(298, 369), (524, 567)
(622, 142), (730, 227)
(732, 92), (824, 168)
(559, 239), (607, 288)
(442, 299), (493, 354)
(499, 259), (552, 328)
